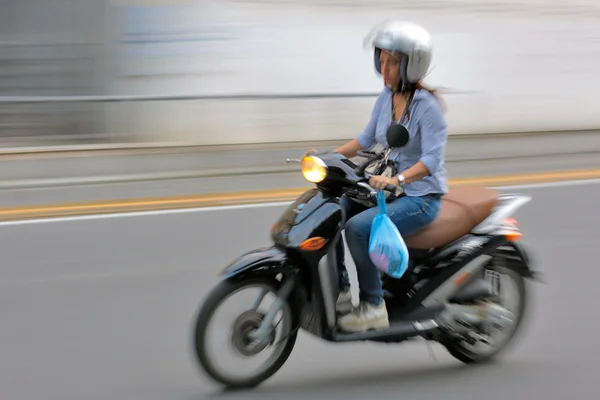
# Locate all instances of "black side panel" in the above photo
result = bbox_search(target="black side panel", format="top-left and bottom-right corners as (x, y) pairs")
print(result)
(286, 202), (342, 248)
(389, 235), (505, 314)
(272, 189), (343, 251)
(272, 188), (325, 230)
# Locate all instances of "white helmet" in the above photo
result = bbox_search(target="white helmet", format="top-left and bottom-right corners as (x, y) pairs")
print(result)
(364, 20), (433, 91)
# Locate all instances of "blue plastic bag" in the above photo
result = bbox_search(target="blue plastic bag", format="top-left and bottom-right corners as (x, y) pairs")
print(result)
(368, 191), (410, 279)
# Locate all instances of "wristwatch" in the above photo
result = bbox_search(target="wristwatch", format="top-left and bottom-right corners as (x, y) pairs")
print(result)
(397, 174), (406, 187)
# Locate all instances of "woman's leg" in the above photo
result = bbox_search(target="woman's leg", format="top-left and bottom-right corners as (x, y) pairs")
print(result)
(335, 195), (368, 313)
(338, 194), (441, 332)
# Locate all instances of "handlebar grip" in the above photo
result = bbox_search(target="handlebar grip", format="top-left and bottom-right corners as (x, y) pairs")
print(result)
(384, 184), (398, 192)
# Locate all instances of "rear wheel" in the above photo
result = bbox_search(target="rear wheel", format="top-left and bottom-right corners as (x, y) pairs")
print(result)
(443, 259), (529, 363)
(193, 278), (297, 389)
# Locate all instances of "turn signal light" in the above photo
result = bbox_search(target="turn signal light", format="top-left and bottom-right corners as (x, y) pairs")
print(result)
(504, 231), (523, 242)
(502, 218), (523, 241)
(299, 237), (327, 251)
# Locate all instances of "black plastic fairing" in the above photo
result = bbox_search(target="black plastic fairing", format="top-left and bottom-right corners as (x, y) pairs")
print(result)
(271, 189), (343, 250)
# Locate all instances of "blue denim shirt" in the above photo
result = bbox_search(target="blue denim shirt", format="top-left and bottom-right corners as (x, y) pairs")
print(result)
(356, 87), (449, 197)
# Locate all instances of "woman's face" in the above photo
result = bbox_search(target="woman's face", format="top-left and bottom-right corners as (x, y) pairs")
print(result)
(379, 50), (401, 88)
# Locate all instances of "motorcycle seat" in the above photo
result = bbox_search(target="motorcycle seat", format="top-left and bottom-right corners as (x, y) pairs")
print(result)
(404, 186), (499, 250)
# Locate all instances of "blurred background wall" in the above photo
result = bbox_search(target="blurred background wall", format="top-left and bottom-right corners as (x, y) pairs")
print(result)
(0, 0), (108, 145)
(1, 0), (600, 147)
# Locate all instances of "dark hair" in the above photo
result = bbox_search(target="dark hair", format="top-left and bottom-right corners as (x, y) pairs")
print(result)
(397, 79), (447, 112)
(415, 81), (447, 112)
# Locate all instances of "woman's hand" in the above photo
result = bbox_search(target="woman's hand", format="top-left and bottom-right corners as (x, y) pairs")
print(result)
(369, 175), (400, 190)
(303, 148), (318, 157)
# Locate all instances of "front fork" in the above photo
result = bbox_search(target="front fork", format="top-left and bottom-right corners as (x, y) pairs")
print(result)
(246, 275), (297, 343)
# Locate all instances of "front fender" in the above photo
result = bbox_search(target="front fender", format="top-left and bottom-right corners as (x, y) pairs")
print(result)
(221, 246), (290, 280)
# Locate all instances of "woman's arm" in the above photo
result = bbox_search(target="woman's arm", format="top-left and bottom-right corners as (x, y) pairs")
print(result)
(334, 139), (363, 158)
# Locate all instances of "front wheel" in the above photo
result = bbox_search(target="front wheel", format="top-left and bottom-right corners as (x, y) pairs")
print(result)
(193, 277), (297, 389)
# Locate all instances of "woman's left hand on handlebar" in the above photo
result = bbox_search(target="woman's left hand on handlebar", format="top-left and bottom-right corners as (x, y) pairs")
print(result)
(303, 148), (318, 157)
(369, 175), (399, 190)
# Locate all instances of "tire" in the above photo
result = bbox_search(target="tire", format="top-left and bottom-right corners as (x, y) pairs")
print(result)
(192, 277), (298, 389)
(443, 263), (530, 364)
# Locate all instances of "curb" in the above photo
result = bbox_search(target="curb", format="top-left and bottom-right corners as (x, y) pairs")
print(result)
(0, 129), (598, 158)
(0, 167), (295, 190)
(0, 149), (599, 190)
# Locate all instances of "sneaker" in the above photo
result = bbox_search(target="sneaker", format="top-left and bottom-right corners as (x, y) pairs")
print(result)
(338, 301), (389, 333)
(336, 290), (354, 315)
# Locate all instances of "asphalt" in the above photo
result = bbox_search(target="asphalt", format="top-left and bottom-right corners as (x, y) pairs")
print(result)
(0, 131), (598, 208)
(0, 181), (598, 400)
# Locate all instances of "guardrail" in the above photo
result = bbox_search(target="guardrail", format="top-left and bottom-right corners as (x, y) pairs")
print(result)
(0, 89), (473, 103)
(0, 41), (103, 146)
(0, 90), (472, 147)
(0, 87), (598, 149)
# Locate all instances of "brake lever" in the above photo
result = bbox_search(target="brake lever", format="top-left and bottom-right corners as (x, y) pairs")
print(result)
(286, 158), (301, 163)
(357, 181), (399, 196)
(357, 182), (377, 196)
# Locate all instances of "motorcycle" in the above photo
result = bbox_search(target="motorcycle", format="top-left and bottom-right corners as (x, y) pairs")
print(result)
(192, 124), (543, 389)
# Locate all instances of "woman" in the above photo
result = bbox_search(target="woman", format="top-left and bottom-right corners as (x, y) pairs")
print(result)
(331, 21), (449, 333)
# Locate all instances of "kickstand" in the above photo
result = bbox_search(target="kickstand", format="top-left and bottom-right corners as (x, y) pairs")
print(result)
(425, 341), (439, 363)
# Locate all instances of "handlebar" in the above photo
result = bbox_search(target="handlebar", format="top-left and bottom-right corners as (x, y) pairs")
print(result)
(384, 183), (398, 192)
(287, 153), (399, 197)
(357, 182), (399, 196)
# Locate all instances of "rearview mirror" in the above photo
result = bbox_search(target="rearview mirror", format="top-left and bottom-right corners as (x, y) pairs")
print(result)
(386, 123), (410, 148)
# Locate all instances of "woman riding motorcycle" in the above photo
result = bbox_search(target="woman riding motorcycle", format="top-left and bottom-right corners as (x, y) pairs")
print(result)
(326, 21), (449, 333)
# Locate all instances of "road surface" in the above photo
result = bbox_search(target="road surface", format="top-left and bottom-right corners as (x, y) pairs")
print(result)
(0, 180), (597, 400)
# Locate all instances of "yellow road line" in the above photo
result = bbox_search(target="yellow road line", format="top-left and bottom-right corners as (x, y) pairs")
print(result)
(449, 168), (600, 185)
(0, 168), (599, 221)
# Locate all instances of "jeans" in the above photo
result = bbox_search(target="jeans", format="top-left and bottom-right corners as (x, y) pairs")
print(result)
(336, 193), (442, 305)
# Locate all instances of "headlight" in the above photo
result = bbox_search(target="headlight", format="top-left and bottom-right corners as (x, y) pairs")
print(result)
(301, 155), (328, 183)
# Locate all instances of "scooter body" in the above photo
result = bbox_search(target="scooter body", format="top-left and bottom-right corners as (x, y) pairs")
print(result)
(193, 143), (543, 389)
(221, 152), (540, 344)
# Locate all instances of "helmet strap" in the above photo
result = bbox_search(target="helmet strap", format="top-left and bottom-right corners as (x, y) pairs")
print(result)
(392, 80), (411, 95)
(398, 81), (407, 94)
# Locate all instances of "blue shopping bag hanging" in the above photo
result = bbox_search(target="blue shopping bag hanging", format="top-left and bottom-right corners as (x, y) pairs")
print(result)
(368, 191), (409, 279)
